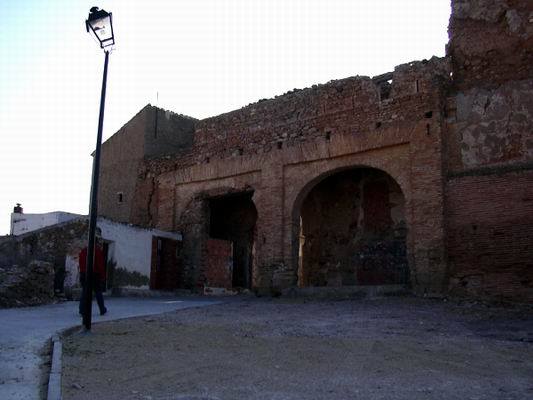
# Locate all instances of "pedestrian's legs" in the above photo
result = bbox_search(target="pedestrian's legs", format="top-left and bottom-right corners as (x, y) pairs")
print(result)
(78, 273), (86, 315)
(94, 282), (107, 315)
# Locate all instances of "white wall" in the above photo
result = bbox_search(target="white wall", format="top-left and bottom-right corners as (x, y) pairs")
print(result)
(10, 211), (83, 235)
(97, 217), (181, 288)
(64, 254), (80, 289)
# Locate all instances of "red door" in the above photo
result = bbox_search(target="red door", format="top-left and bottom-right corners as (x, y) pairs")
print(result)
(150, 237), (182, 290)
(205, 238), (233, 289)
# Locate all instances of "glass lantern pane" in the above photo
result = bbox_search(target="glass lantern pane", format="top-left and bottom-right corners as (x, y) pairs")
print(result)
(91, 16), (112, 42)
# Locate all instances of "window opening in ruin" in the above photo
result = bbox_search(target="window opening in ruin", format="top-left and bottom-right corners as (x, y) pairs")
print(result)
(372, 72), (393, 102)
(425, 111), (433, 119)
(277, 141), (283, 149)
(208, 192), (257, 289)
(379, 79), (392, 101)
(415, 80), (420, 93)
(375, 122), (382, 129)
(325, 131), (331, 141)
(426, 123), (431, 135)
(297, 168), (409, 288)
(117, 192), (123, 203)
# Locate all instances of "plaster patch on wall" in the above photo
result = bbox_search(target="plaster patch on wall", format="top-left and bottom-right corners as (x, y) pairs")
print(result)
(457, 80), (533, 167)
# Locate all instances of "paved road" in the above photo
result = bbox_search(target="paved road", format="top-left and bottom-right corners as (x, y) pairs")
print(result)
(0, 297), (218, 400)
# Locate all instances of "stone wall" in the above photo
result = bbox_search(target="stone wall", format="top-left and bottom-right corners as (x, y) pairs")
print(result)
(96, 0), (533, 302)
(0, 219), (88, 306)
(448, 0), (533, 90)
(138, 57), (451, 297)
(443, 0), (533, 303)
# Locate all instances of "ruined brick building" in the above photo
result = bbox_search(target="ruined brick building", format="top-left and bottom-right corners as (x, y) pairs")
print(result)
(97, 0), (533, 303)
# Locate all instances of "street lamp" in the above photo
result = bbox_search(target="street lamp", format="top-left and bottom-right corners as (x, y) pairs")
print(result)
(82, 7), (114, 331)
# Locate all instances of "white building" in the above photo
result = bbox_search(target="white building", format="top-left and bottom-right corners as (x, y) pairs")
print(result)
(10, 204), (84, 236)
(62, 217), (181, 291)
(8, 205), (183, 293)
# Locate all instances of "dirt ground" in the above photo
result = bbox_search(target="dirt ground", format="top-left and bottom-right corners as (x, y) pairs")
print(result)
(61, 296), (533, 400)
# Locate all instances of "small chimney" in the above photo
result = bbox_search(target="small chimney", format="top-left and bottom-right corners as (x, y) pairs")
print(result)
(13, 203), (23, 214)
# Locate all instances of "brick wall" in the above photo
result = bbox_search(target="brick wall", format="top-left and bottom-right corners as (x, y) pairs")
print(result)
(446, 170), (533, 302)
(204, 239), (233, 289)
(101, 0), (533, 302)
(443, 0), (533, 302)
(134, 57), (451, 296)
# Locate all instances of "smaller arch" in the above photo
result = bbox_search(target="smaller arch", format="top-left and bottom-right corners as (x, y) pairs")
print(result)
(292, 166), (409, 288)
(207, 191), (258, 289)
(177, 186), (258, 291)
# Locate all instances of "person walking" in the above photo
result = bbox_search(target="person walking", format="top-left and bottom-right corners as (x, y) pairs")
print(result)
(78, 239), (107, 316)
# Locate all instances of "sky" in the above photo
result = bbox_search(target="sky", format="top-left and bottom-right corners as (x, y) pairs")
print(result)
(0, 0), (451, 235)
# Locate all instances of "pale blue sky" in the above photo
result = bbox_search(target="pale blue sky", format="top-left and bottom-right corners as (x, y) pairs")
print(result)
(0, 0), (450, 234)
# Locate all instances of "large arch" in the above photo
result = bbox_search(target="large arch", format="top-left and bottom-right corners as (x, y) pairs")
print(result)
(292, 166), (410, 288)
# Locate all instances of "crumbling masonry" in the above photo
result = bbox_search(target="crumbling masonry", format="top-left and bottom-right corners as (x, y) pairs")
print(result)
(97, 0), (533, 302)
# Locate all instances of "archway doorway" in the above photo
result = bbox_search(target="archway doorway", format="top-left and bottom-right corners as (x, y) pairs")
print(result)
(297, 168), (408, 287)
(208, 192), (257, 289)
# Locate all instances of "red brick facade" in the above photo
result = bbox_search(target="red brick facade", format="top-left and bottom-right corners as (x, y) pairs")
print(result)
(99, 0), (533, 302)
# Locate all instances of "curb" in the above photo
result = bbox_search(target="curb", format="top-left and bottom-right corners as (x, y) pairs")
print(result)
(47, 334), (62, 400)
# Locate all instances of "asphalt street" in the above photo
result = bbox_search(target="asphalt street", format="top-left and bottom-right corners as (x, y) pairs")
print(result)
(0, 297), (217, 400)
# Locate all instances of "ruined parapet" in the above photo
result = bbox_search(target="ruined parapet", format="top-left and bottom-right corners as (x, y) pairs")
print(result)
(179, 57), (452, 167)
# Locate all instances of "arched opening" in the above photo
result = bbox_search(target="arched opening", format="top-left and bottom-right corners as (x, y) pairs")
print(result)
(208, 192), (257, 289)
(297, 168), (408, 287)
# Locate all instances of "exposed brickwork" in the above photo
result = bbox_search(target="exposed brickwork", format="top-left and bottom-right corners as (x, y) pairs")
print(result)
(98, 0), (533, 302)
(446, 170), (533, 302)
(443, 0), (533, 303)
(140, 58), (451, 296)
(205, 239), (233, 289)
(300, 169), (408, 287)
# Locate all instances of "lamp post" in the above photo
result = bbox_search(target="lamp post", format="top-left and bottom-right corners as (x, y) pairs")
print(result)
(83, 7), (115, 331)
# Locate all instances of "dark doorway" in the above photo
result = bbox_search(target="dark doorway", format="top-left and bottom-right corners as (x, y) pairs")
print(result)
(150, 237), (183, 290)
(209, 192), (257, 289)
(298, 168), (408, 287)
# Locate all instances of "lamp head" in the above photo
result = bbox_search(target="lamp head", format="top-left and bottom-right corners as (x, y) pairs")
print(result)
(86, 7), (115, 49)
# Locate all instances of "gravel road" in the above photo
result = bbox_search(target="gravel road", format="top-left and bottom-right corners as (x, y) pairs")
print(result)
(62, 296), (533, 400)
